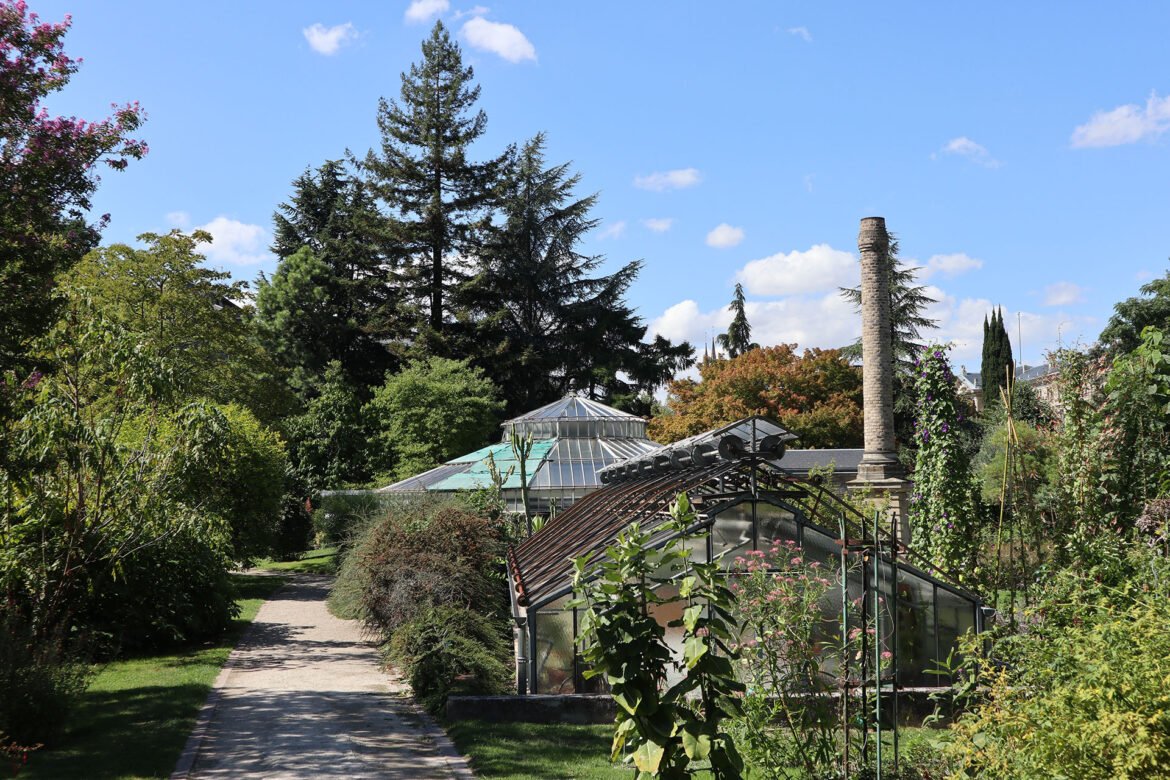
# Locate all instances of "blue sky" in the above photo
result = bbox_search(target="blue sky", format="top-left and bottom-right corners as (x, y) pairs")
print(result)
(35, 1), (1170, 371)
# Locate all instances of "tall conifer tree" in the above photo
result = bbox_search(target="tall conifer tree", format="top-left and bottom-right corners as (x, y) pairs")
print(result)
(980, 307), (1014, 404)
(717, 283), (756, 358)
(361, 21), (505, 348)
(258, 160), (394, 394)
(467, 134), (693, 415)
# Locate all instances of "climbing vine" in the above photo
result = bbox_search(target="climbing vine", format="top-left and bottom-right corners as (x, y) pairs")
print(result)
(908, 345), (977, 577)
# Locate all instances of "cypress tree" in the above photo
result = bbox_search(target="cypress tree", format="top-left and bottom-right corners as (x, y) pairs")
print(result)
(980, 307), (1014, 404)
(361, 21), (506, 349)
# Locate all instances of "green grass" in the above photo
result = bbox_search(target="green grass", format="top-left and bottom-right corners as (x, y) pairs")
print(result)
(446, 720), (945, 779)
(14, 573), (288, 780)
(447, 721), (631, 779)
(255, 546), (338, 575)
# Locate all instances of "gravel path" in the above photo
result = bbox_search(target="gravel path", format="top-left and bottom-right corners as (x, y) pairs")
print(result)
(174, 574), (473, 779)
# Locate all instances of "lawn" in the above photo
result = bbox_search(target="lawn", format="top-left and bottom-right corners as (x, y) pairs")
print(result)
(14, 573), (288, 780)
(255, 546), (338, 575)
(446, 720), (944, 779)
(447, 720), (631, 780)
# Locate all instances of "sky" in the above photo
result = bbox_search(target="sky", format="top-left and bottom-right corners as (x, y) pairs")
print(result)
(32, 1), (1170, 374)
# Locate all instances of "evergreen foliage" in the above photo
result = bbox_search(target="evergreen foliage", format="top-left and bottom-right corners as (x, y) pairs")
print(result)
(908, 346), (978, 575)
(717, 283), (755, 358)
(285, 361), (371, 490)
(361, 21), (506, 347)
(838, 234), (938, 371)
(980, 307), (1014, 404)
(261, 161), (396, 393)
(467, 134), (692, 416)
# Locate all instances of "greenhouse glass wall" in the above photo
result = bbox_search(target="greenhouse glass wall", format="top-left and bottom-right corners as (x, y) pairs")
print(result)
(509, 417), (983, 695)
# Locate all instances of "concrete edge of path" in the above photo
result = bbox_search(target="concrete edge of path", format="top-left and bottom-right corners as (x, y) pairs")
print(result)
(168, 576), (288, 780)
(403, 696), (478, 779)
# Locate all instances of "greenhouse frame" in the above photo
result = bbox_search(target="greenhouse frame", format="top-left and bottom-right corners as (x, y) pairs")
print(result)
(507, 416), (985, 696)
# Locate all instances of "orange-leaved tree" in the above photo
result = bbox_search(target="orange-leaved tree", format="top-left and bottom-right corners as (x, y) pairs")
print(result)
(648, 345), (863, 448)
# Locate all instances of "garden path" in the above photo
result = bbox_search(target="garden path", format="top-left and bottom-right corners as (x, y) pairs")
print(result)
(173, 573), (473, 779)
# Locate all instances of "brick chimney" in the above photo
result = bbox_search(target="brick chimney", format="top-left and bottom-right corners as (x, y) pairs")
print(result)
(849, 217), (910, 538)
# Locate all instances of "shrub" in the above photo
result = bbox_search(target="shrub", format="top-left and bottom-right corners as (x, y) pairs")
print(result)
(946, 557), (1170, 779)
(78, 525), (239, 652)
(352, 498), (504, 637)
(727, 539), (853, 778)
(0, 613), (90, 747)
(385, 607), (512, 714)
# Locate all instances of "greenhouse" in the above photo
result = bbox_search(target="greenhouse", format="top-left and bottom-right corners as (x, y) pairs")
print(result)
(507, 416), (984, 696)
(377, 395), (662, 513)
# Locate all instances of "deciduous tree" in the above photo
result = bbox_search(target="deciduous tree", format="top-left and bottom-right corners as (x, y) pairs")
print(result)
(650, 345), (863, 448)
(0, 1), (146, 374)
(365, 356), (502, 480)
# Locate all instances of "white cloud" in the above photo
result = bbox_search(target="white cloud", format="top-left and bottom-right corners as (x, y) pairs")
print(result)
(649, 294), (859, 356)
(303, 22), (357, 55)
(642, 218), (674, 233)
(736, 243), (855, 295)
(706, 223), (744, 249)
(194, 217), (273, 267)
(917, 252), (983, 280)
(1043, 281), (1085, 307)
(453, 5), (489, 19)
(936, 136), (1000, 168)
(633, 168), (701, 192)
(803, 173), (815, 192)
(460, 17), (536, 63)
(787, 26), (812, 42)
(1071, 92), (1170, 148)
(405, 0), (449, 24)
(165, 211), (190, 228)
(598, 220), (626, 240)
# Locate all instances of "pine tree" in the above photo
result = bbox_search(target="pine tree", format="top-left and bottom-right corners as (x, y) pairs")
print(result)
(258, 160), (395, 394)
(980, 307), (1014, 405)
(717, 283), (756, 358)
(361, 21), (505, 348)
(838, 233), (937, 372)
(467, 134), (693, 416)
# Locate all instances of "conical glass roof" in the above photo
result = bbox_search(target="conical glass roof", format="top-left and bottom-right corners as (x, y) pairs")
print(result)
(503, 395), (648, 440)
(377, 394), (657, 511)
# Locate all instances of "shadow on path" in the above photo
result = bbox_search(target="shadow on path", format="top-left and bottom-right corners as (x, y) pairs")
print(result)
(182, 576), (466, 780)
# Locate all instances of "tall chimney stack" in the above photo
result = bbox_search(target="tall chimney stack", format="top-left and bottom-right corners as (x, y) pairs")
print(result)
(850, 217), (909, 535)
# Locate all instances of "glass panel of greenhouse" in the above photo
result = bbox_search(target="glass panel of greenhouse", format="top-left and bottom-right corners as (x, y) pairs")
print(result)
(525, 496), (982, 693)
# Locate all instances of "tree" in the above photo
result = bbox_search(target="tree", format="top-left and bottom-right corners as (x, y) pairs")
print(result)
(650, 345), (863, 448)
(263, 160), (397, 392)
(65, 231), (293, 422)
(1098, 269), (1170, 357)
(466, 134), (694, 416)
(0, 1), (146, 375)
(284, 361), (371, 490)
(365, 356), (502, 480)
(361, 21), (505, 346)
(838, 234), (938, 372)
(981, 307), (1014, 405)
(717, 283), (756, 358)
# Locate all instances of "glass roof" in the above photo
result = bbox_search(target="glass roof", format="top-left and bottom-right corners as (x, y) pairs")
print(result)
(378, 395), (659, 497)
(507, 395), (644, 422)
